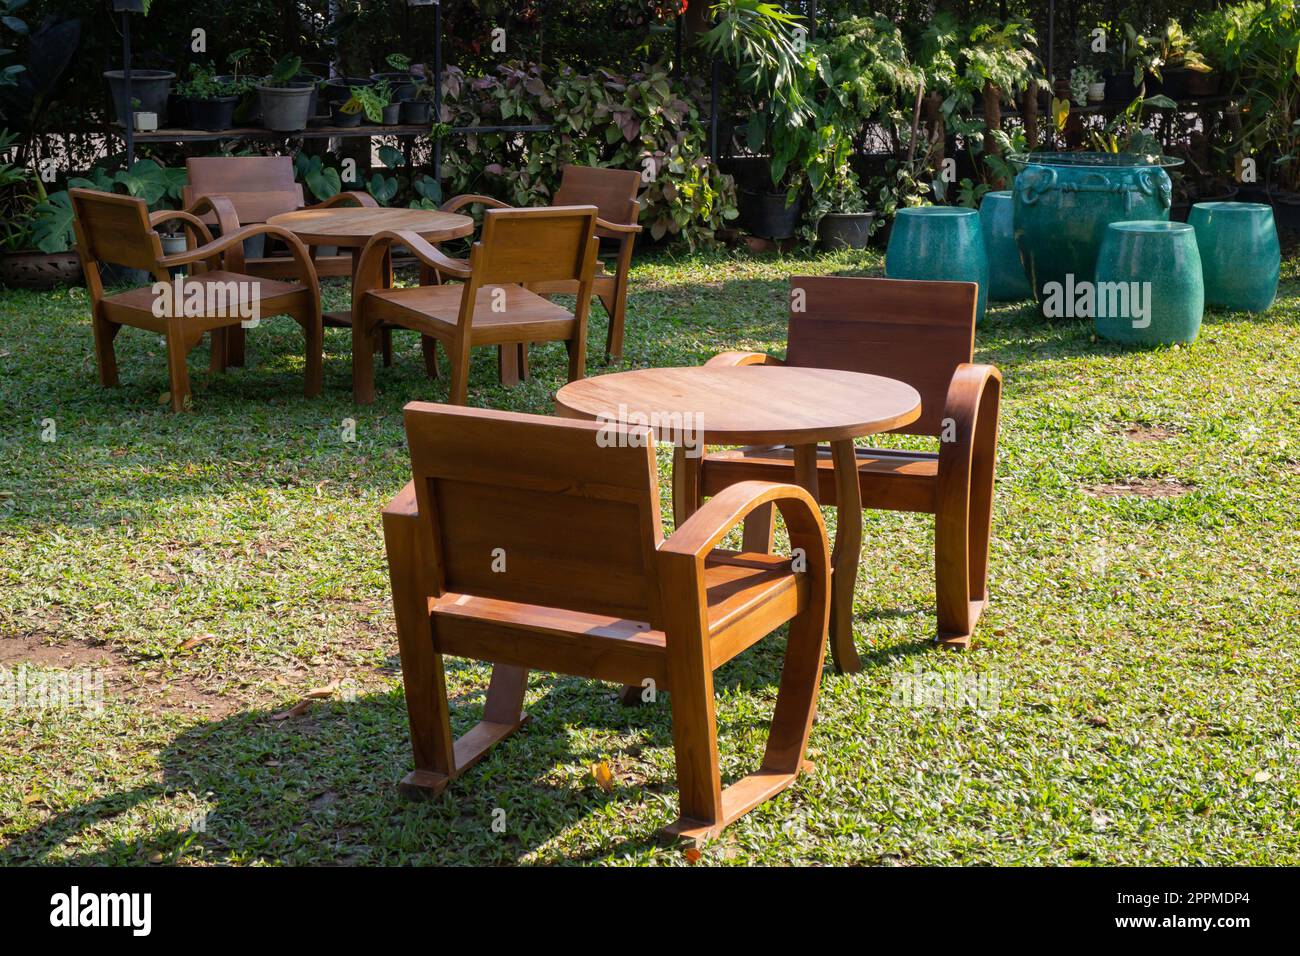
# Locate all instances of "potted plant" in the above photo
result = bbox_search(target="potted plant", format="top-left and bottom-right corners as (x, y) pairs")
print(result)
(348, 79), (397, 125)
(0, 131), (82, 289)
(1069, 66), (1101, 106)
(331, 92), (363, 127)
(698, 0), (817, 239)
(174, 64), (241, 131)
(323, 73), (373, 106)
(371, 53), (419, 102)
(1112, 23), (1163, 102)
(103, 69), (174, 127)
(401, 64), (436, 124)
(256, 55), (314, 132)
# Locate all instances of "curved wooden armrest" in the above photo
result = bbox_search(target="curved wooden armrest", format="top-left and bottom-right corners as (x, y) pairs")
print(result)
(160, 224), (321, 300)
(440, 193), (513, 214)
(660, 481), (827, 565)
(937, 362), (1003, 488)
(310, 190), (379, 209)
(182, 194), (245, 270)
(704, 351), (784, 368)
(149, 210), (215, 251)
(595, 217), (642, 236)
(353, 229), (474, 322)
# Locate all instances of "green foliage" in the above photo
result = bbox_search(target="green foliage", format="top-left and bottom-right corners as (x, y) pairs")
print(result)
(346, 80), (393, 122)
(0, 0), (28, 95)
(29, 159), (187, 254)
(440, 61), (736, 249)
(174, 63), (245, 100)
(292, 154), (341, 202)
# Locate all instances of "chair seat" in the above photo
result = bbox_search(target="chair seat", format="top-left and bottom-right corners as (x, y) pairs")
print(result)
(364, 282), (578, 344)
(702, 445), (940, 515)
(427, 549), (805, 688)
(101, 270), (308, 330)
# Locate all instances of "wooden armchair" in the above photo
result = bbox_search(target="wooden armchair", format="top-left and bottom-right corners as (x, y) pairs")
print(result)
(384, 403), (831, 844)
(182, 156), (377, 367)
(440, 164), (642, 380)
(71, 188), (322, 412)
(699, 276), (1002, 649)
(350, 206), (599, 405)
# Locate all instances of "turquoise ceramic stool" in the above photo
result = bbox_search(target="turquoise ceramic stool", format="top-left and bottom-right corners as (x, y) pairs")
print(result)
(979, 190), (1031, 301)
(1187, 201), (1280, 313)
(885, 206), (989, 322)
(1094, 221), (1204, 345)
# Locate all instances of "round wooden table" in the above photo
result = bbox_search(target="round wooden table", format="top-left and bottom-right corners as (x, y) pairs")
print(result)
(555, 365), (922, 673)
(267, 207), (474, 325)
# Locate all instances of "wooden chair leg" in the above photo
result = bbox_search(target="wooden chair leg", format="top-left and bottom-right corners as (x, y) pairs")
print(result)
(421, 335), (440, 379)
(967, 388), (999, 607)
(600, 288), (625, 364)
(92, 314), (121, 386)
(664, 653), (724, 842)
(300, 309), (323, 399)
(226, 324), (246, 367)
(497, 343), (524, 386)
(447, 335), (472, 406)
(935, 504), (974, 649)
(208, 328), (228, 375)
(828, 440), (864, 673)
(352, 317), (377, 405)
(671, 446), (702, 528)
(164, 320), (192, 413)
(565, 333), (586, 383)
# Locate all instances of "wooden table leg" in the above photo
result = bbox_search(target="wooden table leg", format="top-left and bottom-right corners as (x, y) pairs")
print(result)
(828, 439), (863, 673)
(672, 445), (702, 529)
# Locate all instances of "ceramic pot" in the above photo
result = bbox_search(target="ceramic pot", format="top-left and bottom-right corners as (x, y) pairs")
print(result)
(104, 69), (175, 126)
(979, 190), (1031, 301)
(1094, 221), (1203, 345)
(817, 212), (875, 250)
(885, 206), (989, 323)
(1188, 201), (1280, 313)
(1011, 151), (1180, 315)
(257, 81), (314, 131)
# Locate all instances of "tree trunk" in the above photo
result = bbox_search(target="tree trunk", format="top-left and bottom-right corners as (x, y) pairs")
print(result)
(1023, 85), (1039, 150)
(983, 81), (1003, 188)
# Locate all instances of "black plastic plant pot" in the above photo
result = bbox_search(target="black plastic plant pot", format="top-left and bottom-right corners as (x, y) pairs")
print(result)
(817, 211), (876, 251)
(737, 188), (803, 240)
(185, 96), (239, 132)
(104, 69), (175, 126)
(370, 72), (418, 101)
(381, 103), (402, 125)
(323, 76), (373, 104)
(331, 105), (362, 128)
(112, 0), (146, 12)
(401, 99), (432, 124)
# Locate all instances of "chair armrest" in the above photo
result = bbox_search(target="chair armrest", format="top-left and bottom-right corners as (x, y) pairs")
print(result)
(181, 194), (245, 271)
(937, 362), (1003, 490)
(595, 217), (642, 236)
(440, 193), (513, 214)
(160, 224), (322, 301)
(309, 191), (379, 209)
(352, 229), (474, 322)
(149, 210), (215, 251)
(660, 480), (827, 563)
(704, 351), (784, 368)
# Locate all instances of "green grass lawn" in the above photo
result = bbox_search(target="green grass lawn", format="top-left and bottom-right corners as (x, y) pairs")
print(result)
(2, 245), (1299, 865)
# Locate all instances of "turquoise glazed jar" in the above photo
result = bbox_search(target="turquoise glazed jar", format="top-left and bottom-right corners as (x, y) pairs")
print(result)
(1011, 152), (1182, 314)
(885, 206), (989, 322)
(979, 190), (1031, 301)
(1093, 221), (1204, 345)
(1187, 201), (1280, 312)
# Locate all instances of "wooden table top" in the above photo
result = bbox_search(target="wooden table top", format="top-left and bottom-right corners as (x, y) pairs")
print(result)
(555, 366), (922, 445)
(266, 207), (474, 246)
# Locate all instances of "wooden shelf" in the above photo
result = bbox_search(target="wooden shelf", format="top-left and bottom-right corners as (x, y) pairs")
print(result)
(104, 122), (554, 144)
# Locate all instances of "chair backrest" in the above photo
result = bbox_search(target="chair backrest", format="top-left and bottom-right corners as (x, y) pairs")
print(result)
(553, 164), (640, 226)
(70, 188), (164, 275)
(785, 275), (977, 437)
(403, 403), (666, 625)
(183, 156), (305, 225)
(469, 205), (599, 286)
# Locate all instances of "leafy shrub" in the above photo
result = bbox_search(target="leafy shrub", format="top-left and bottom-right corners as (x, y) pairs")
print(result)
(439, 61), (737, 248)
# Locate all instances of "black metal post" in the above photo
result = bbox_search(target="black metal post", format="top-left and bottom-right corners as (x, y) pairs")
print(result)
(807, 0), (816, 41)
(1047, 0), (1055, 82)
(122, 9), (133, 170)
(709, 55), (719, 160)
(674, 11), (683, 78)
(433, 0), (443, 183)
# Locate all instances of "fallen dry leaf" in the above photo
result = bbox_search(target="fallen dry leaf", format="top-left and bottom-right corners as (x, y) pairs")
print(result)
(1254, 770), (1272, 783)
(271, 700), (313, 721)
(684, 847), (702, 863)
(592, 760), (614, 793)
